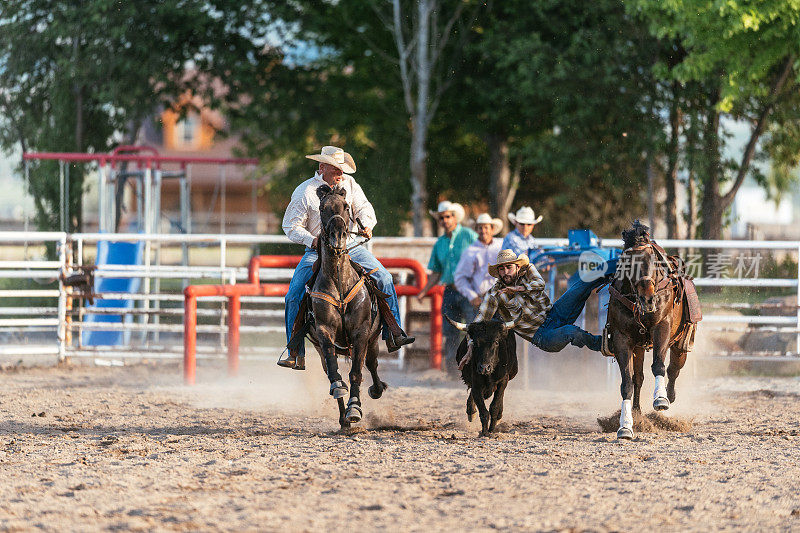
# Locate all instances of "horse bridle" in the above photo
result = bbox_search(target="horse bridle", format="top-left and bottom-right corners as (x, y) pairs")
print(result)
(321, 213), (350, 256)
(610, 243), (675, 335)
(321, 209), (371, 256)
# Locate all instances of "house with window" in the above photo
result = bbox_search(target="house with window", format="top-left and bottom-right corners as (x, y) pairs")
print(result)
(135, 91), (277, 235)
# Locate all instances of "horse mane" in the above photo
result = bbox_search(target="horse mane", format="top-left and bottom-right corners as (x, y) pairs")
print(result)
(621, 219), (651, 249)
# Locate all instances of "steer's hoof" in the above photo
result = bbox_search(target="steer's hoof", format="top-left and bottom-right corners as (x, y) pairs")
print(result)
(345, 399), (362, 423)
(653, 396), (670, 411)
(330, 380), (348, 399)
(617, 426), (634, 440)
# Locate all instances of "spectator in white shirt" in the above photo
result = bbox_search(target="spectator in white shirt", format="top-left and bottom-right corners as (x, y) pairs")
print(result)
(454, 214), (504, 315)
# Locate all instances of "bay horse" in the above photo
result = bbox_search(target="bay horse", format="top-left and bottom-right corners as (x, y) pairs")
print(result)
(308, 184), (386, 428)
(606, 221), (700, 440)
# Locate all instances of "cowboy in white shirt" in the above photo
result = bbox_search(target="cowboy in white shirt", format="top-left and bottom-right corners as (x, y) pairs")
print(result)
(502, 206), (543, 258)
(280, 146), (414, 370)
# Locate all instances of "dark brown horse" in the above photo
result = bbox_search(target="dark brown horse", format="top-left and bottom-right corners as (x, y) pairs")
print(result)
(606, 221), (699, 439)
(309, 184), (386, 428)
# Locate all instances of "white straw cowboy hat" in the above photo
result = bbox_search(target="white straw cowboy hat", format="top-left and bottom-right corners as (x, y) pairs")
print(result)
(508, 206), (543, 226)
(305, 146), (357, 174)
(429, 201), (465, 223)
(488, 249), (530, 278)
(474, 213), (503, 236)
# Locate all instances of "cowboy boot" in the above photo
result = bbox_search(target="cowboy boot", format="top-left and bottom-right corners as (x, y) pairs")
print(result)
(386, 330), (415, 353)
(277, 352), (298, 369)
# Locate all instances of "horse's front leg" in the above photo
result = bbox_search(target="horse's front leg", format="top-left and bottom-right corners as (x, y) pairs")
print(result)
(345, 332), (370, 424)
(317, 325), (347, 400)
(667, 345), (687, 403)
(651, 321), (672, 411)
(614, 334), (635, 440)
(632, 347), (645, 412)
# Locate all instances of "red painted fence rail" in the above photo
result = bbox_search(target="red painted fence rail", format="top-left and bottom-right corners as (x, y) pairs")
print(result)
(183, 255), (443, 385)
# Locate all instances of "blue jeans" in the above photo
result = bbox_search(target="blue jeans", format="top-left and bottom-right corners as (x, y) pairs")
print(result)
(284, 246), (402, 356)
(442, 286), (475, 371)
(532, 258), (618, 353)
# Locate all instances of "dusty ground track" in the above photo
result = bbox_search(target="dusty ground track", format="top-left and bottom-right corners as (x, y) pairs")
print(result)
(1, 361), (799, 531)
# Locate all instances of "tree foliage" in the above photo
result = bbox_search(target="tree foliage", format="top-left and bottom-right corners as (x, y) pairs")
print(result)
(0, 0), (274, 231)
(629, 0), (800, 239)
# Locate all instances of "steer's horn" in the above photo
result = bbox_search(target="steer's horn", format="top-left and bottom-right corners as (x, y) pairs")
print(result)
(502, 319), (517, 330)
(445, 315), (469, 332)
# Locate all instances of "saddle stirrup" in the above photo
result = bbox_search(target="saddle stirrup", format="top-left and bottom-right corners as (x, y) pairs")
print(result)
(601, 325), (614, 357)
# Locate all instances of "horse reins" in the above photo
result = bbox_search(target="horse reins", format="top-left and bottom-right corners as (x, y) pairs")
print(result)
(314, 209), (376, 311)
(609, 242), (677, 337)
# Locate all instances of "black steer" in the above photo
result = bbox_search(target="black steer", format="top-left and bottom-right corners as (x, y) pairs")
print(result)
(448, 317), (518, 436)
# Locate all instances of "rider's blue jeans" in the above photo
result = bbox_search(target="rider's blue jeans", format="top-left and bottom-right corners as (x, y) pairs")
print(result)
(532, 258), (618, 353)
(284, 245), (402, 356)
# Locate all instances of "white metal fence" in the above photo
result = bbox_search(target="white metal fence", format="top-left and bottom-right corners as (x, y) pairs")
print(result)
(0, 232), (798, 364)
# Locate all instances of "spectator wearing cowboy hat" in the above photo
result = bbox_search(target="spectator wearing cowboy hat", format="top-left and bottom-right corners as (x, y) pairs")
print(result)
(502, 206), (543, 258)
(454, 214), (504, 312)
(281, 146), (414, 369)
(474, 249), (604, 353)
(417, 200), (477, 373)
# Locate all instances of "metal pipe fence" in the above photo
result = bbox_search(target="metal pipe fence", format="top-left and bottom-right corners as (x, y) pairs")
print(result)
(0, 231), (797, 364)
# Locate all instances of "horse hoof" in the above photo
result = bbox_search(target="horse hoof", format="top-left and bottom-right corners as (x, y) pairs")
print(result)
(368, 381), (387, 399)
(330, 380), (348, 399)
(467, 412), (474, 422)
(345, 404), (362, 423)
(617, 427), (634, 440)
(653, 397), (670, 411)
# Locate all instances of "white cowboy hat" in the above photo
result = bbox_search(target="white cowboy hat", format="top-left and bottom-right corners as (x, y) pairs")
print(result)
(488, 249), (530, 278)
(429, 201), (465, 223)
(508, 206), (543, 226)
(305, 146), (357, 174)
(474, 213), (503, 236)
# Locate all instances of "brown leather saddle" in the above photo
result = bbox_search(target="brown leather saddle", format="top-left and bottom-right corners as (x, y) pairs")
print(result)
(286, 256), (398, 358)
(605, 240), (702, 353)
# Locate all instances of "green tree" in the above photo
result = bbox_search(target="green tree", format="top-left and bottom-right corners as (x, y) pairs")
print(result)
(630, 0), (800, 239)
(444, 0), (664, 236)
(0, 0), (274, 231)
(237, 0), (485, 236)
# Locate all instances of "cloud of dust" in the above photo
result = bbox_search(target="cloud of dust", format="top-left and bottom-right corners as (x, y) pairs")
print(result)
(506, 336), (715, 429)
(187, 353), (334, 416)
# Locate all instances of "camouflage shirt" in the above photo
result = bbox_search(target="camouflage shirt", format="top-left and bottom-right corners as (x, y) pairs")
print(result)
(475, 264), (552, 337)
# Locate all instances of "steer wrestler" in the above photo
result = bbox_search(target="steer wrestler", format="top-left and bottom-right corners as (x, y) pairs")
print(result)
(473, 249), (614, 353)
(280, 145), (414, 370)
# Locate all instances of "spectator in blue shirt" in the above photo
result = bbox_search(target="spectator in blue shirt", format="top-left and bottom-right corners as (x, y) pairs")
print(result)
(502, 206), (543, 258)
(417, 201), (477, 374)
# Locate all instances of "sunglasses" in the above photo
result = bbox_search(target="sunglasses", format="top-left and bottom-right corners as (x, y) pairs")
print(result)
(438, 214), (454, 221)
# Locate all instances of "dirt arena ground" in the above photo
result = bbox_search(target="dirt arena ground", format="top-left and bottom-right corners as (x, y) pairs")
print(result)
(1, 358), (799, 532)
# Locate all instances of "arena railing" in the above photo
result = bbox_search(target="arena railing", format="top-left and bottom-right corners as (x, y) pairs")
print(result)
(0, 232), (798, 366)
